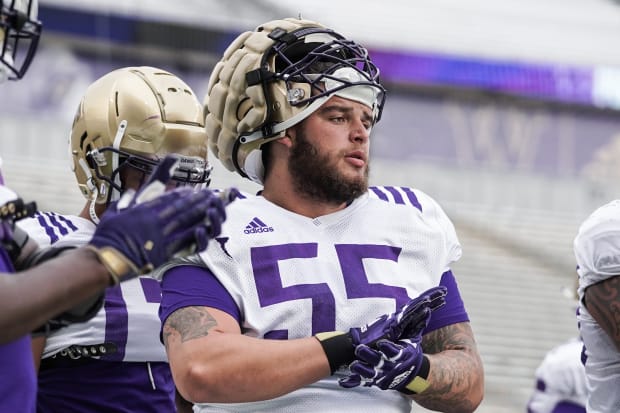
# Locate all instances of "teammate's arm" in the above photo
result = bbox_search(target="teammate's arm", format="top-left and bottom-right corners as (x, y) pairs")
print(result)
(0, 247), (111, 343)
(31, 335), (46, 372)
(411, 322), (484, 413)
(583, 275), (620, 351)
(163, 306), (330, 403)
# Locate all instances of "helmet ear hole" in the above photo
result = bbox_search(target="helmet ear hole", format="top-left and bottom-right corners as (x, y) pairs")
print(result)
(237, 98), (253, 121)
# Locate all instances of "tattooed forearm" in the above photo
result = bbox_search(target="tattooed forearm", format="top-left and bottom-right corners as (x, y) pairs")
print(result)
(163, 306), (219, 345)
(585, 276), (620, 351)
(413, 322), (484, 413)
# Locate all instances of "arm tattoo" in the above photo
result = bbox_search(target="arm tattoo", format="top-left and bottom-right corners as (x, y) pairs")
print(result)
(413, 322), (483, 412)
(585, 276), (620, 350)
(163, 306), (218, 345)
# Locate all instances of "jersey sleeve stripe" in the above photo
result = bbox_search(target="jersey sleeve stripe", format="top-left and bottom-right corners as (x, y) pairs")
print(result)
(384, 186), (405, 204)
(401, 187), (422, 212)
(369, 186), (423, 212)
(369, 186), (388, 201)
(34, 212), (79, 244)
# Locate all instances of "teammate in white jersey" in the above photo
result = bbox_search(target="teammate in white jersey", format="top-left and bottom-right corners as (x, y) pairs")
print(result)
(18, 66), (218, 412)
(526, 277), (586, 413)
(574, 200), (620, 412)
(527, 337), (587, 413)
(158, 18), (484, 412)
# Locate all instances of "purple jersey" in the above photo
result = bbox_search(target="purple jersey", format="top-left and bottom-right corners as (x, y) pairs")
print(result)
(0, 180), (36, 412)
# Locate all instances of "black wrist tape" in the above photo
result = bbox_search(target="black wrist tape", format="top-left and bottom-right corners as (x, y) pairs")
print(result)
(315, 332), (355, 374)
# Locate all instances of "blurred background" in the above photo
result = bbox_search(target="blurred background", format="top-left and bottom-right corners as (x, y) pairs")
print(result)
(3, 0), (620, 411)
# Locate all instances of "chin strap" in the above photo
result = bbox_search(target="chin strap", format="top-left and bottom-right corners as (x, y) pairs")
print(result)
(110, 120), (127, 203)
(88, 197), (100, 225)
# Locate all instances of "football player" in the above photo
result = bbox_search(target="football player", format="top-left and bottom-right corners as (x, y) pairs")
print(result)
(574, 200), (620, 412)
(526, 337), (586, 413)
(18, 66), (217, 412)
(158, 18), (484, 412)
(527, 277), (586, 413)
(0, 2), (231, 412)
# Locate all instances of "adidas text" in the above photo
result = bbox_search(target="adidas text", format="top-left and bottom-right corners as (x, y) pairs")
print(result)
(244, 227), (274, 234)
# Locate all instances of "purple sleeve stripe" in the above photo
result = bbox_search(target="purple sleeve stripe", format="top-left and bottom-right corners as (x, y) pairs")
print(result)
(35, 212), (79, 244)
(159, 265), (241, 328)
(55, 214), (79, 231)
(401, 187), (422, 212)
(425, 270), (470, 334)
(369, 186), (388, 201)
(369, 186), (422, 212)
(36, 213), (59, 244)
(384, 186), (405, 204)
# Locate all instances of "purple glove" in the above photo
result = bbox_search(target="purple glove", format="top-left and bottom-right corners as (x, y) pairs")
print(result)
(337, 286), (446, 392)
(316, 286), (446, 374)
(339, 338), (430, 395)
(350, 286), (447, 348)
(87, 155), (239, 284)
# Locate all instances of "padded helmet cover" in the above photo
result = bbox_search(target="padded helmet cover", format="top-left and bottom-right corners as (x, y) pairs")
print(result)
(204, 18), (385, 183)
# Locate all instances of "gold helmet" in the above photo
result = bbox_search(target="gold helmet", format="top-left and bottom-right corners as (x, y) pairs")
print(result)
(0, 0), (42, 81)
(204, 18), (385, 184)
(70, 66), (211, 205)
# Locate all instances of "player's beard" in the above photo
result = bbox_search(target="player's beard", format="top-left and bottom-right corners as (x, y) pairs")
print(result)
(288, 127), (369, 204)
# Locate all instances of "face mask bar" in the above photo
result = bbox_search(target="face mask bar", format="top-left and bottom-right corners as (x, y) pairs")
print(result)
(86, 147), (212, 199)
(279, 39), (385, 117)
(246, 26), (386, 133)
(0, 0), (42, 80)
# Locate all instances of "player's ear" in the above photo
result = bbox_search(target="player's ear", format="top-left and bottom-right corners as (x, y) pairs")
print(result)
(276, 131), (294, 148)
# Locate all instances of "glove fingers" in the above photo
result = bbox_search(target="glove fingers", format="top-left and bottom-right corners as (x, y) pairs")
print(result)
(354, 344), (383, 364)
(398, 296), (431, 326)
(116, 189), (136, 210)
(428, 286), (448, 311)
(165, 219), (213, 257)
(165, 226), (206, 256)
(338, 374), (362, 388)
(141, 155), (179, 191)
(160, 190), (216, 232)
(349, 360), (378, 379)
(400, 285), (447, 320)
(376, 339), (405, 359)
(220, 187), (241, 205)
(396, 286), (448, 339)
(131, 155), (181, 206)
(205, 207), (225, 238)
(402, 286), (447, 316)
(400, 307), (432, 339)
(193, 226), (209, 252)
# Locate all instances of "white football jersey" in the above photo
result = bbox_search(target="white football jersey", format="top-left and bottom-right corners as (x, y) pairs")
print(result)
(526, 338), (586, 413)
(159, 186), (466, 412)
(574, 200), (620, 413)
(18, 212), (167, 362)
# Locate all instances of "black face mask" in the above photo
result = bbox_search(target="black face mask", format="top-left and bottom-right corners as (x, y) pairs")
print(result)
(0, 0), (42, 80)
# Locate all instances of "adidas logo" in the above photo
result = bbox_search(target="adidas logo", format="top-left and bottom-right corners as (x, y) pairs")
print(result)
(244, 217), (274, 234)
